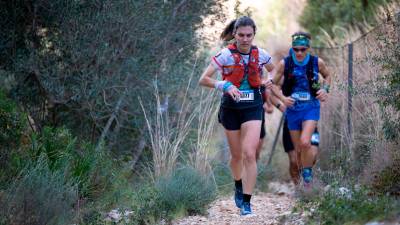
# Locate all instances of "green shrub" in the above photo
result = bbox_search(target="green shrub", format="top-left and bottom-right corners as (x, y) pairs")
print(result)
(307, 186), (399, 225)
(0, 89), (26, 146)
(30, 126), (75, 170)
(372, 153), (400, 195)
(317, 146), (354, 185)
(211, 162), (234, 195)
(67, 142), (116, 199)
(0, 89), (27, 184)
(79, 167), (217, 224)
(256, 162), (277, 191)
(156, 166), (217, 217)
(0, 156), (78, 225)
(299, 0), (390, 45)
(130, 183), (164, 225)
(29, 126), (116, 198)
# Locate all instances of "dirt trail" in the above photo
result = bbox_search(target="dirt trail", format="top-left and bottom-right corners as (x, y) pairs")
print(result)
(173, 182), (305, 225)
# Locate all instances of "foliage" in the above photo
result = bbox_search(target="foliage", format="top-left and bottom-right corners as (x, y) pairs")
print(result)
(371, 152), (400, 194)
(29, 126), (116, 198)
(0, 89), (27, 185)
(211, 161), (234, 195)
(0, 156), (78, 225)
(378, 37), (400, 110)
(317, 146), (354, 185)
(122, 166), (217, 224)
(376, 18), (400, 142)
(1, 123), (117, 200)
(1, 0), (227, 159)
(0, 89), (26, 146)
(305, 186), (400, 225)
(300, 0), (392, 45)
(130, 183), (164, 225)
(30, 126), (76, 170)
(156, 166), (217, 216)
(256, 162), (278, 191)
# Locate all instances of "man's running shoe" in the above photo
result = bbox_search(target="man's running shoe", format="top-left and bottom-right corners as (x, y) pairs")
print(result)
(302, 167), (313, 183)
(240, 201), (252, 216)
(234, 186), (243, 208)
(302, 167), (313, 190)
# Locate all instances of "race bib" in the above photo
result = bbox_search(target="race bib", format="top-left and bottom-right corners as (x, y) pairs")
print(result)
(239, 90), (254, 101)
(291, 92), (311, 101)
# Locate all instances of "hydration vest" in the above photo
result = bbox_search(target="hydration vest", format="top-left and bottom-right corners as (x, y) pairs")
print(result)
(221, 44), (261, 88)
(282, 54), (319, 97)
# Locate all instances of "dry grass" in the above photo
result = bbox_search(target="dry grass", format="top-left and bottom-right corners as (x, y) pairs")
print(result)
(139, 58), (198, 178)
(139, 57), (220, 179)
(314, 14), (400, 184)
(188, 88), (220, 175)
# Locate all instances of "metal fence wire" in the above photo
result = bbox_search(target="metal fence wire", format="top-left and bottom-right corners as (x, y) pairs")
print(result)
(312, 13), (399, 179)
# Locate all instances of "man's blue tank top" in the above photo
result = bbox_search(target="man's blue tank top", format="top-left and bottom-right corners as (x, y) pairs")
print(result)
(291, 53), (319, 94)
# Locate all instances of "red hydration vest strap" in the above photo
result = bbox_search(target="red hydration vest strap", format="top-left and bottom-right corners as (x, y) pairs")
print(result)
(222, 44), (261, 88)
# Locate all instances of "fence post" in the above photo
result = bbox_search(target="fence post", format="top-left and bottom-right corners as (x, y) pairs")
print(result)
(347, 43), (353, 148)
(397, 12), (400, 42)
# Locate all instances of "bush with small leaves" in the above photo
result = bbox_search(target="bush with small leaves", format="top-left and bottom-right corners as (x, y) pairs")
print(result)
(306, 186), (399, 225)
(0, 156), (78, 225)
(156, 166), (217, 217)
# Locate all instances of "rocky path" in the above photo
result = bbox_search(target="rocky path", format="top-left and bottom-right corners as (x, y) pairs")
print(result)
(173, 182), (305, 225)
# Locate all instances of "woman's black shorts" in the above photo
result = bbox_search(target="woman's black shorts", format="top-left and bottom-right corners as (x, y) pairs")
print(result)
(218, 105), (263, 131)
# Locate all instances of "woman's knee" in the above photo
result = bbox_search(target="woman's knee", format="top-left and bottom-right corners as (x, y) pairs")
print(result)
(243, 149), (257, 162)
(230, 151), (242, 162)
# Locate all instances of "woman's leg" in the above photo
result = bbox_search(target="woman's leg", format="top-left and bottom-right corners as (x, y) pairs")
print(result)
(225, 130), (242, 180)
(240, 120), (262, 195)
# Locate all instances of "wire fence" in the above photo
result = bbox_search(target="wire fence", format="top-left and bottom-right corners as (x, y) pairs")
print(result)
(313, 13), (399, 181)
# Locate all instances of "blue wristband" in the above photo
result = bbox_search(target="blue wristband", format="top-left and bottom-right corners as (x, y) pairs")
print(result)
(223, 81), (233, 92)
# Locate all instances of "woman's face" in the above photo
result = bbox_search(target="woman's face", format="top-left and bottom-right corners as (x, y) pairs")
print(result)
(234, 25), (254, 53)
(292, 46), (309, 61)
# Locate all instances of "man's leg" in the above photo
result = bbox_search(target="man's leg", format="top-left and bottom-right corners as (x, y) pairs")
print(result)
(287, 150), (300, 185)
(299, 120), (317, 185)
(310, 130), (320, 165)
(283, 120), (300, 185)
(255, 110), (266, 161)
(288, 129), (302, 170)
(300, 120), (317, 168)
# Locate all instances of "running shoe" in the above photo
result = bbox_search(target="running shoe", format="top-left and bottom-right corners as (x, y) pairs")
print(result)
(302, 167), (313, 190)
(302, 167), (313, 184)
(240, 201), (252, 215)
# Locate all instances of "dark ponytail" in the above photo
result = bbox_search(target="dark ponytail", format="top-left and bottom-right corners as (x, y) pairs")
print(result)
(220, 19), (236, 41)
(220, 16), (256, 41)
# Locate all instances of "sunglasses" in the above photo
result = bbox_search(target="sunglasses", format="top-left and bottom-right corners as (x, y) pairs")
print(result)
(293, 47), (308, 53)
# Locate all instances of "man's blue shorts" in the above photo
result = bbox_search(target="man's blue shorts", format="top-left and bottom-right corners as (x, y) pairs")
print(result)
(286, 100), (320, 131)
